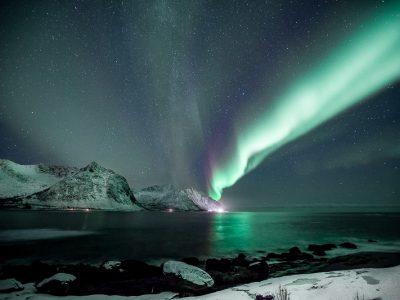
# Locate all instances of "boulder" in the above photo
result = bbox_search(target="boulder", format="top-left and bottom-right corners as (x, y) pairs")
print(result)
(313, 249), (327, 256)
(205, 258), (233, 272)
(163, 260), (214, 288)
(279, 247), (314, 261)
(266, 252), (281, 260)
(102, 260), (122, 270)
(36, 273), (77, 295)
(248, 260), (269, 279)
(308, 243), (336, 252)
(232, 253), (249, 267)
(339, 242), (357, 249)
(181, 257), (201, 266)
(120, 260), (162, 278)
(0, 278), (24, 293)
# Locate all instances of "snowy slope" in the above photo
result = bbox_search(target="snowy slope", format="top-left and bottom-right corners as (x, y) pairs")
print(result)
(186, 265), (400, 300)
(135, 185), (223, 211)
(23, 162), (141, 210)
(0, 159), (77, 199)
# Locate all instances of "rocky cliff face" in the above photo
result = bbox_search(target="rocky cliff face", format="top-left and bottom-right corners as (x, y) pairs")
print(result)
(23, 162), (141, 210)
(135, 184), (223, 211)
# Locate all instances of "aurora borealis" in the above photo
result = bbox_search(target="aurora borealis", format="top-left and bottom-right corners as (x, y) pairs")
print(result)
(1, 0), (400, 208)
(208, 2), (400, 200)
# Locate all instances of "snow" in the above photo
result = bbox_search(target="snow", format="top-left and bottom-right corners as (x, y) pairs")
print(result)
(102, 260), (122, 270)
(135, 185), (222, 211)
(163, 260), (214, 287)
(0, 159), (72, 198)
(185, 265), (400, 300)
(37, 273), (77, 288)
(0, 278), (23, 292)
(1, 265), (400, 299)
(24, 162), (140, 210)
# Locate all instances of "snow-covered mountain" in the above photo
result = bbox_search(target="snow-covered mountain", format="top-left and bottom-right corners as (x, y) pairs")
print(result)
(0, 159), (220, 212)
(22, 162), (141, 210)
(0, 159), (77, 199)
(135, 184), (223, 211)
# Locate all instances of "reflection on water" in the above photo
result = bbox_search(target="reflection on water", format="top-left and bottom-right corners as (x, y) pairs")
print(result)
(0, 210), (399, 264)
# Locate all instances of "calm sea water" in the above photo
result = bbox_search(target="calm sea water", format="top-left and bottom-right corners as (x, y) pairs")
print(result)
(0, 209), (400, 264)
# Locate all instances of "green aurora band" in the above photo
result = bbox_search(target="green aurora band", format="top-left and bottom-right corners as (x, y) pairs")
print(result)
(208, 4), (400, 200)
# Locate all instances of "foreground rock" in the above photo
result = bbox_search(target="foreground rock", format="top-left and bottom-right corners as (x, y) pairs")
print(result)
(36, 273), (77, 296)
(266, 247), (313, 261)
(163, 261), (214, 291)
(135, 185), (222, 211)
(0, 278), (24, 292)
(2, 247), (400, 298)
(2, 264), (399, 299)
(307, 243), (336, 256)
(4, 161), (141, 211)
(340, 242), (357, 249)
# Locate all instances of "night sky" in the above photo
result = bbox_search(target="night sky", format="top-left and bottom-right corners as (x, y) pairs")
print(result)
(1, 0), (399, 209)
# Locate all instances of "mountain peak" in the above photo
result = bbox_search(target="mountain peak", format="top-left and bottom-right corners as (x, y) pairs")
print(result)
(82, 161), (107, 173)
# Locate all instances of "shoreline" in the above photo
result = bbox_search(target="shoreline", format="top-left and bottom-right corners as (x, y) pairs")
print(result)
(1, 249), (400, 299)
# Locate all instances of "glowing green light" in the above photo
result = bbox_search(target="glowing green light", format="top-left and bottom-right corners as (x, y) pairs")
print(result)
(209, 4), (400, 200)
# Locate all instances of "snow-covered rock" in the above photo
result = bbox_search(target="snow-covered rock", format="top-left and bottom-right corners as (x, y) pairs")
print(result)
(163, 260), (214, 287)
(22, 162), (141, 210)
(135, 185), (222, 211)
(0, 159), (77, 199)
(184, 265), (400, 300)
(37, 273), (77, 289)
(102, 260), (122, 270)
(36, 273), (77, 296)
(0, 278), (24, 292)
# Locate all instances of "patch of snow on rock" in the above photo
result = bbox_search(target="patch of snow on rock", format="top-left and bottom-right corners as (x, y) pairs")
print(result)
(102, 260), (122, 270)
(0, 278), (24, 292)
(37, 273), (77, 288)
(163, 260), (214, 287)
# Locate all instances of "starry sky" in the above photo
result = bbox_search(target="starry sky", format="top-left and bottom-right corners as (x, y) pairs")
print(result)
(0, 0), (399, 209)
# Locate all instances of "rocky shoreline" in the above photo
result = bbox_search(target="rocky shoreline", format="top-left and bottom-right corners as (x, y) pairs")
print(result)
(1, 242), (400, 298)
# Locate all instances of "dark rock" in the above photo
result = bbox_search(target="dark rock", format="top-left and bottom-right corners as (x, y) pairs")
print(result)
(0, 261), (57, 283)
(308, 243), (336, 252)
(313, 249), (326, 256)
(119, 260), (162, 278)
(368, 239), (377, 243)
(232, 253), (249, 267)
(289, 247), (302, 255)
(339, 242), (357, 249)
(248, 260), (269, 279)
(266, 252), (281, 260)
(181, 257), (200, 266)
(279, 248), (314, 261)
(256, 295), (274, 300)
(205, 258), (233, 272)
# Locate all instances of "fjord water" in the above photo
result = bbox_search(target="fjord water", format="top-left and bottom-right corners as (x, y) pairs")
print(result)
(0, 209), (400, 264)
